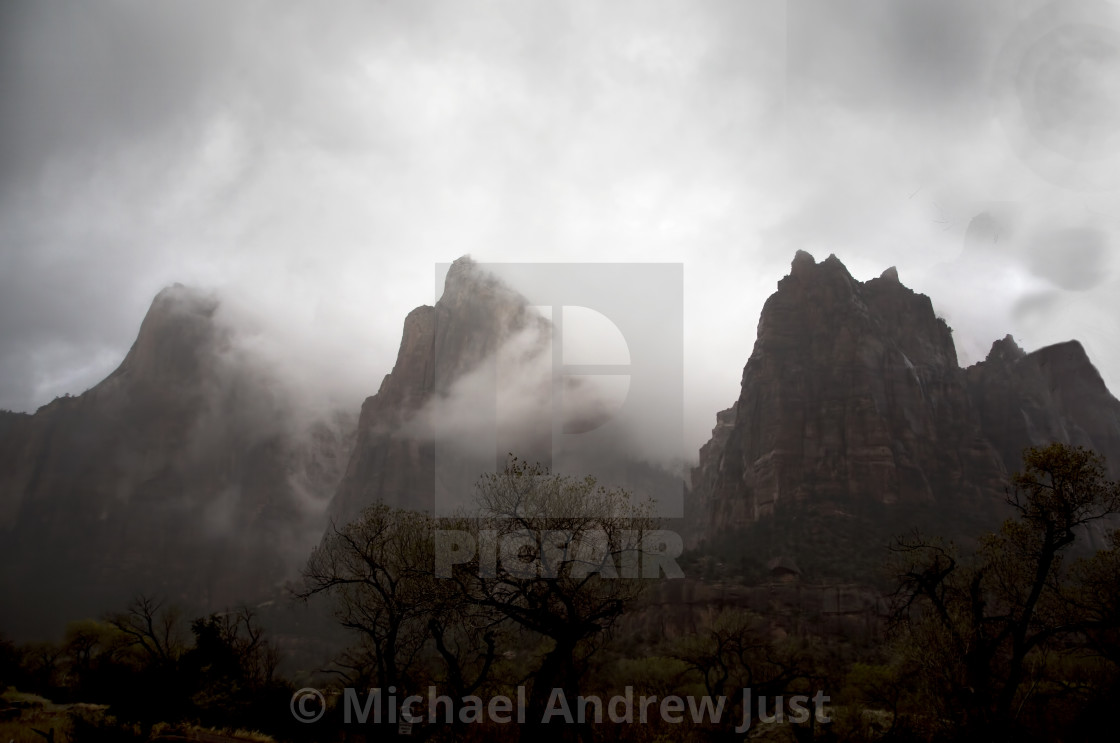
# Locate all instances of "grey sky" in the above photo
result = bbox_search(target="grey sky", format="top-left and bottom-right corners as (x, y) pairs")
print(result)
(2, 0), (1118, 455)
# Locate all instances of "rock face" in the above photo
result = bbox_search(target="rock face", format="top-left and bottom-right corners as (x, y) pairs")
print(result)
(0, 286), (353, 639)
(690, 252), (1120, 545)
(967, 336), (1120, 480)
(329, 256), (686, 529)
(6, 251), (1117, 636)
(328, 257), (550, 525)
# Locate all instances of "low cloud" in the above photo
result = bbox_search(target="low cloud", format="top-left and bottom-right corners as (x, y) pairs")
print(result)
(2, 0), (1119, 456)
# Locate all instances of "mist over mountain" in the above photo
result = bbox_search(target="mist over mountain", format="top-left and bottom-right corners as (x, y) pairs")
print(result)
(0, 285), (355, 640)
(326, 256), (549, 525)
(0, 257), (682, 640)
(2, 252), (1119, 641)
(330, 256), (682, 525)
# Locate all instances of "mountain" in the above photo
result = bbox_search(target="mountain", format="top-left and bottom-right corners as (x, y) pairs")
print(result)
(327, 256), (685, 526)
(689, 252), (1120, 575)
(327, 256), (553, 525)
(5, 252), (1117, 637)
(0, 285), (353, 640)
(967, 335), (1120, 480)
(0, 257), (666, 639)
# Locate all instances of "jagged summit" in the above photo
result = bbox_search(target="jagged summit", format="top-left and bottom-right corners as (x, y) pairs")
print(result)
(787, 250), (850, 279)
(693, 251), (991, 536)
(691, 251), (1120, 544)
(444, 254), (477, 282)
(439, 255), (531, 323)
(762, 251), (958, 375)
(5, 254), (1118, 637)
(329, 257), (546, 521)
(790, 249), (816, 274)
(967, 337), (1120, 483)
(983, 334), (1026, 365)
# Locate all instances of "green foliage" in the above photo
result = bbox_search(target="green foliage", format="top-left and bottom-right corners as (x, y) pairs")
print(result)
(596, 656), (693, 697)
(691, 492), (996, 587)
(11, 445), (1120, 742)
(889, 443), (1120, 742)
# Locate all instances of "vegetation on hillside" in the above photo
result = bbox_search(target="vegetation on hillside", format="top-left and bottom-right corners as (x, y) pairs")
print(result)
(4, 444), (1120, 742)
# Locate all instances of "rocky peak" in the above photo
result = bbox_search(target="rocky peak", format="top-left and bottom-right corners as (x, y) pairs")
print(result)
(759, 251), (957, 378)
(878, 266), (900, 283)
(441, 255), (490, 299)
(965, 334), (1120, 479)
(0, 284), (354, 639)
(691, 251), (1005, 543)
(104, 284), (223, 394)
(984, 334), (1026, 366)
(1031, 341), (1109, 395)
(433, 258), (544, 389)
(780, 251), (856, 296)
(692, 251), (1120, 559)
(790, 249), (817, 274)
(329, 257), (547, 521)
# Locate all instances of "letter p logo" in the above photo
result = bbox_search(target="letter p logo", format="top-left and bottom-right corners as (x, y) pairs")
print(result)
(433, 262), (683, 518)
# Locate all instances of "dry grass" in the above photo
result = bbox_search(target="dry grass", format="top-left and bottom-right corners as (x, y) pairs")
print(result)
(0, 688), (274, 743)
(166, 724), (275, 743)
(0, 691), (73, 743)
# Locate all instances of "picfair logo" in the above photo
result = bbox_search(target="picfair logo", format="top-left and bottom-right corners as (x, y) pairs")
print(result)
(433, 262), (683, 517)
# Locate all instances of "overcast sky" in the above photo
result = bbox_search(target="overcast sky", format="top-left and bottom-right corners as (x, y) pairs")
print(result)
(2, 0), (1119, 454)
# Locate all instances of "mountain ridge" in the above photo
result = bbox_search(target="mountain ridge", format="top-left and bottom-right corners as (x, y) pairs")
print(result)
(689, 251), (1120, 552)
(3, 252), (1119, 638)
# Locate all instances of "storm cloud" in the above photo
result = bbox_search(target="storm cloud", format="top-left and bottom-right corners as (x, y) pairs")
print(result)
(2, 0), (1118, 455)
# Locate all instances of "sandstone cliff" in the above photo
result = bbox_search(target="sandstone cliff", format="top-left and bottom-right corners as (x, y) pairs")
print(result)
(690, 252), (1120, 556)
(966, 336), (1120, 480)
(328, 256), (552, 524)
(6, 252), (1117, 636)
(327, 257), (684, 525)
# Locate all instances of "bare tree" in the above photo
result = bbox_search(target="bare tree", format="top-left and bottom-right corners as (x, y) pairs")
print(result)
(106, 594), (185, 668)
(189, 606), (280, 688)
(447, 458), (660, 743)
(300, 506), (438, 690)
(671, 608), (810, 738)
(301, 459), (667, 743)
(299, 504), (499, 710)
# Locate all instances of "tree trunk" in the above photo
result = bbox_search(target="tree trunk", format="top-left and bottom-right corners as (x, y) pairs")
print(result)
(522, 635), (585, 743)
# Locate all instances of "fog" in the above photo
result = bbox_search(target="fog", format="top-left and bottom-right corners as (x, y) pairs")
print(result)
(2, 0), (1119, 458)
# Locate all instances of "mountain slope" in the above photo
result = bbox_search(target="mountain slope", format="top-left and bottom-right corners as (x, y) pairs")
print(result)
(327, 256), (686, 526)
(967, 335), (1120, 480)
(690, 252), (1120, 572)
(328, 256), (552, 524)
(0, 285), (353, 639)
